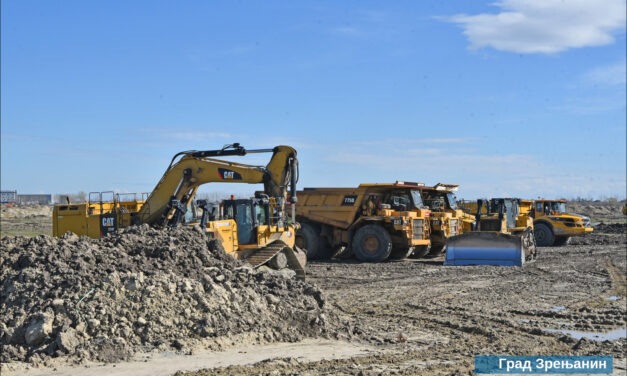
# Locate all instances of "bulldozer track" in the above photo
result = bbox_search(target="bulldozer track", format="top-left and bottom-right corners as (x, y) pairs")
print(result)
(245, 240), (306, 280)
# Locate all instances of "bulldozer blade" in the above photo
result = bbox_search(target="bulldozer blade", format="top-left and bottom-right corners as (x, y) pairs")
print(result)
(444, 232), (526, 266)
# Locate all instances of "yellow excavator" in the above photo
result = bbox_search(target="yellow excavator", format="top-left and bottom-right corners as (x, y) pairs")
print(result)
(53, 144), (306, 278)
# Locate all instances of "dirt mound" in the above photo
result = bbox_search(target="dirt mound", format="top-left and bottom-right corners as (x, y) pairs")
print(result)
(567, 200), (625, 222)
(594, 223), (626, 234)
(568, 223), (627, 245)
(1, 225), (338, 365)
(0, 205), (53, 219)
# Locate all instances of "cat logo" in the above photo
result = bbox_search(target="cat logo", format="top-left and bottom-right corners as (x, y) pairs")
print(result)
(341, 195), (358, 206)
(99, 213), (117, 237)
(218, 168), (242, 180)
(102, 217), (115, 227)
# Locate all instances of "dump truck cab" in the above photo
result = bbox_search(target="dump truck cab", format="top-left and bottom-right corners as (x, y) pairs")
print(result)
(417, 183), (476, 256)
(528, 199), (593, 246)
(296, 181), (431, 262)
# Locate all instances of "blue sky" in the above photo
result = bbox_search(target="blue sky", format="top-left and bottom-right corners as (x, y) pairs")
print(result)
(2, 0), (625, 200)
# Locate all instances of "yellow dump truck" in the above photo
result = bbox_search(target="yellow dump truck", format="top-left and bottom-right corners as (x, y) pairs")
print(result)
(417, 183), (475, 256)
(522, 199), (593, 246)
(294, 181), (431, 262)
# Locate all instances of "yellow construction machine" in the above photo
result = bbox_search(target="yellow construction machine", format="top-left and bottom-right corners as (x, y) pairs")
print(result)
(294, 181), (431, 262)
(53, 144), (306, 278)
(522, 199), (593, 246)
(446, 198), (536, 266)
(417, 183), (476, 257)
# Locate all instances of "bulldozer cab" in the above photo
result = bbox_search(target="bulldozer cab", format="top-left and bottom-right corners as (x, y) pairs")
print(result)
(221, 199), (269, 245)
(488, 199), (519, 229)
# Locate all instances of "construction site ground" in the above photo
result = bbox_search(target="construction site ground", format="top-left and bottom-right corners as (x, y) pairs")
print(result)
(1, 204), (625, 376)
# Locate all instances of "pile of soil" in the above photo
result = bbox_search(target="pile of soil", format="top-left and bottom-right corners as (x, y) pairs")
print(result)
(569, 223), (626, 245)
(567, 200), (625, 222)
(0, 205), (53, 219)
(594, 223), (626, 234)
(0, 225), (338, 365)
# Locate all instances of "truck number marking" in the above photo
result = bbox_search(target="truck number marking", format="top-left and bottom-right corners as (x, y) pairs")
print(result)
(342, 195), (358, 206)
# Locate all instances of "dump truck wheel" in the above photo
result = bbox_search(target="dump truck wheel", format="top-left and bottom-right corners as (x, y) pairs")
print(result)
(554, 236), (570, 246)
(268, 251), (288, 270)
(296, 223), (322, 260)
(352, 225), (392, 262)
(427, 244), (446, 257)
(534, 223), (554, 246)
(410, 245), (430, 258)
(390, 246), (414, 259)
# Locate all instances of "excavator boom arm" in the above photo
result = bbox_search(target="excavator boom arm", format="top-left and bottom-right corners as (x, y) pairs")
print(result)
(136, 145), (297, 225)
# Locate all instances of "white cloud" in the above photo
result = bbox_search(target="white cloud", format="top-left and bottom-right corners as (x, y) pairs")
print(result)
(446, 0), (626, 54)
(583, 60), (627, 85)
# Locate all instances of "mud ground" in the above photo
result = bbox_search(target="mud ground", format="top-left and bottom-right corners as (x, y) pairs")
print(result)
(173, 232), (625, 375)
(1, 204), (626, 375)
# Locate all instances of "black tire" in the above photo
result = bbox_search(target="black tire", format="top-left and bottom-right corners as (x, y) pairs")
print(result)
(534, 223), (555, 246)
(296, 222), (321, 260)
(352, 224), (392, 262)
(409, 245), (430, 259)
(554, 236), (570, 246)
(390, 246), (414, 260)
(427, 244), (446, 257)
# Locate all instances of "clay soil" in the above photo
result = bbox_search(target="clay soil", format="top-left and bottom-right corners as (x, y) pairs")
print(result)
(1, 205), (626, 376)
(178, 232), (626, 375)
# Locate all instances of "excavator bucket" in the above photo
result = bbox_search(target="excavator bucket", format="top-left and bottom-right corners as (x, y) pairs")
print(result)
(444, 232), (526, 266)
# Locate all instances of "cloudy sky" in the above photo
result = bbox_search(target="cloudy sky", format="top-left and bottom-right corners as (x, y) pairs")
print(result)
(1, 0), (625, 200)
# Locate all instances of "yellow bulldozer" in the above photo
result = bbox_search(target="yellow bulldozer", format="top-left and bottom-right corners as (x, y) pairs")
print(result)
(294, 181), (431, 262)
(446, 198), (536, 266)
(53, 144), (306, 278)
(522, 199), (593, 246)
